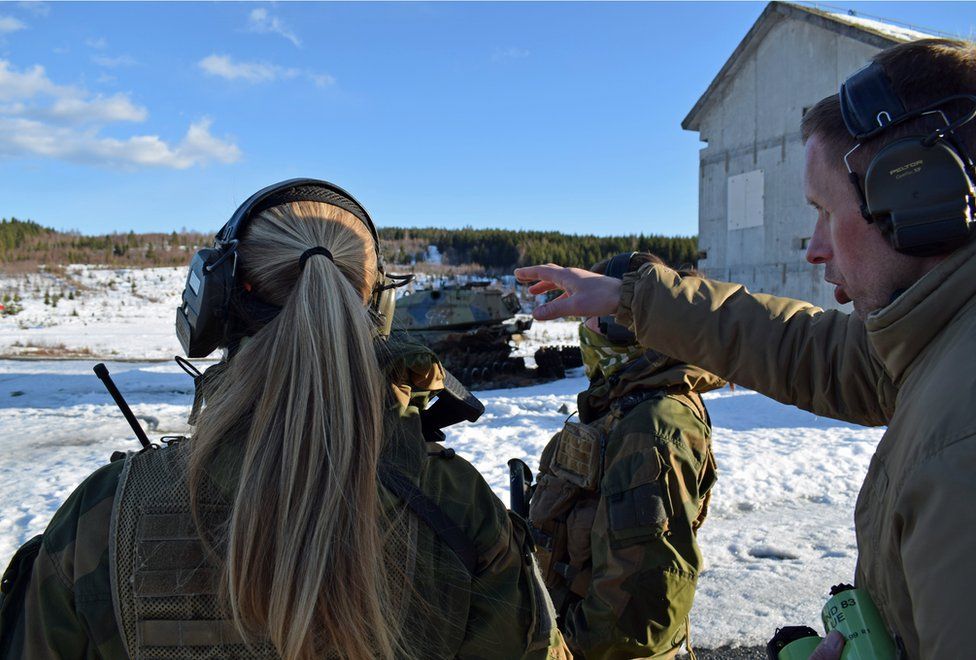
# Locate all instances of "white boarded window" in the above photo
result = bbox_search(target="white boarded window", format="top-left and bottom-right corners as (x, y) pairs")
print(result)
(727, 170), (764, 230)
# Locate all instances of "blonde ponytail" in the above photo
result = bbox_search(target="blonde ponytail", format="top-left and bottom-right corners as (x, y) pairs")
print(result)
(188, 201), (401, 659)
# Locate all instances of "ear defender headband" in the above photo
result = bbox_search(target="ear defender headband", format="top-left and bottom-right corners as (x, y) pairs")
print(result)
(838, 61), (976, 256)
(597, 252), (638, 345)
(176, 178), (409, 357)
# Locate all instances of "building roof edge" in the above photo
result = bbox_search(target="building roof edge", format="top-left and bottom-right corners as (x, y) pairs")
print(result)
(682, 1), (911, 133)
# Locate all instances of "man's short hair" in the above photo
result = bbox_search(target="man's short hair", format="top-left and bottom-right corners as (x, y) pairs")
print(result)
(801, 38), (976, 171)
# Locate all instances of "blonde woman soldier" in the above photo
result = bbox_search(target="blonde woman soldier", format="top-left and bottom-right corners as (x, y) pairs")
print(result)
(3, 180), (566, 660)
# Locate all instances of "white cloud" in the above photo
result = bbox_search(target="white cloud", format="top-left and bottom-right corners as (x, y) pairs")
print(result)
(0, 116), (241, 168)
(199, 54), (282, 83)
(17, 2), (49, 17)
(491, 46), (531, 62)
(0, 59), (241, 169)
(310, 72), (336, 88)
(0, 15), (27, 34)
(84, 37), (107, 50)
(198, 53), (331, 88)
(0, 61), (143, 123)
(45, 93), (147, 124)
(247, 8), (301, 47)
(0, 61), (61, 101)
(92, 54), (138, 68)
(177, 118), (242, 165)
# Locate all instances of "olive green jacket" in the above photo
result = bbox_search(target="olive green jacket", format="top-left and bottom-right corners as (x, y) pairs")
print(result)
(616, 237), (976, 658)
(10, 343), (562, 659)
(531, 356), (724, 659)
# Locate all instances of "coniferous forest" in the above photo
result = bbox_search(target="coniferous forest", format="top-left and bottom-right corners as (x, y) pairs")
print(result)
(1, 218), (697, 274)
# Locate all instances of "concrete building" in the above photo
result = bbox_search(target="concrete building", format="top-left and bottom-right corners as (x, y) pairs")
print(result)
(683, 2), (930, 309)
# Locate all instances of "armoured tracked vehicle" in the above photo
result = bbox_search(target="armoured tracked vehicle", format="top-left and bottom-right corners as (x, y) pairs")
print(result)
(392, 282), (581, 389)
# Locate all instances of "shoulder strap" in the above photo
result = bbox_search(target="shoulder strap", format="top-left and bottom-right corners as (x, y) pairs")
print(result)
(378, 465), (478, 575)
(610, 387), (668, 418)
(610, 387), (709, 426)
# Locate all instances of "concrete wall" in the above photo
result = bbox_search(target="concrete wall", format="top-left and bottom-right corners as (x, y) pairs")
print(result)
(693, 18), (882, 310)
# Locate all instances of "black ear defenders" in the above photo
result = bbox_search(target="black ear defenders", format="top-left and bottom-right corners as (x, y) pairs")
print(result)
(839, 62), (976, 256)
(597, 252), (638, 345)
(176, 178), (398, 358)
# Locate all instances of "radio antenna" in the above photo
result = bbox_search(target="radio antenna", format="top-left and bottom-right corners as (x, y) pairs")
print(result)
(93, 363), (152, 450)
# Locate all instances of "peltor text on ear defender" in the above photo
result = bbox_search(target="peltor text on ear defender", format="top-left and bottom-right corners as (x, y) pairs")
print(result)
(839, 61), (976, 256)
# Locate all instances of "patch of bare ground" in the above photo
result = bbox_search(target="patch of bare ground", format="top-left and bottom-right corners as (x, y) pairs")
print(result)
(3, 341), (97, 358)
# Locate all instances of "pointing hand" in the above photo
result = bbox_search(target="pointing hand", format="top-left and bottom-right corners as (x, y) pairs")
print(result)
(514, 264), (622, 321)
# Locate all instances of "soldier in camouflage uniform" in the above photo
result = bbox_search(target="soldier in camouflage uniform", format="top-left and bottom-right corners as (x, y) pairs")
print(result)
(529, 253), (724, 659)
(1, 181), (567, 660)
(3, 342), (565, 659)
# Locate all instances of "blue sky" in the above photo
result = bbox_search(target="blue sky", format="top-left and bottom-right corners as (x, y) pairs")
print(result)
(1, 1), (974, 237)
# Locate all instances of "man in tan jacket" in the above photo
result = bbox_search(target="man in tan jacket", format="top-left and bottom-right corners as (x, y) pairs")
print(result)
(516, 38), (976, 659)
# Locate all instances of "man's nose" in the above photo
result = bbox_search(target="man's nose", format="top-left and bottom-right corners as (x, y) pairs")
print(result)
(805, 223), (832, 265)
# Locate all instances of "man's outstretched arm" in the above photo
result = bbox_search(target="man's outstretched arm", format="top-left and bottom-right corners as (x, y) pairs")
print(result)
(516, 263), (893, 426)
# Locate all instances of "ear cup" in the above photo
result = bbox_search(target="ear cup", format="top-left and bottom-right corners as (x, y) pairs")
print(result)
(176, 248), (237, 357)
(864, 137), (975, 255)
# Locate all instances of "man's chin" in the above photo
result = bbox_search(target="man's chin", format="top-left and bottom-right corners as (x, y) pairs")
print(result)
(851, 295), (890, 321)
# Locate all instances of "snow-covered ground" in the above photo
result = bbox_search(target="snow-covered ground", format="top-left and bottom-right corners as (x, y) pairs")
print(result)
(0, 266), (186, 359)
(0, 265), (884, 647)
(0, 266), (576, 359)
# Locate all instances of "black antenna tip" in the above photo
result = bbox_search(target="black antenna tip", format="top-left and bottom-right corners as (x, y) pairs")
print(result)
(93, 363), (108, 379)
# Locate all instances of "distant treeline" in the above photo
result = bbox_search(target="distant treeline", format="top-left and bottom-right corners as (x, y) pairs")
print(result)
(1, 218), (697, 273)
(0, 218), (212, 273)
(378, 228), (698, 271)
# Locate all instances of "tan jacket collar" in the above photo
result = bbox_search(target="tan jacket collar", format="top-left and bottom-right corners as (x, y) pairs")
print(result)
(579, 357), (725, 423)
(866, 237), (976, 384)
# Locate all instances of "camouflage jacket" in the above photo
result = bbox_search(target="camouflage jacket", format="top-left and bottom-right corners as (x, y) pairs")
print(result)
(529, 356), (725, 659)
(6, 340), (564, 659)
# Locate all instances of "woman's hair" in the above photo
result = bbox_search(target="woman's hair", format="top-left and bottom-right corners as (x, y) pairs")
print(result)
(187, 200), (402, 660)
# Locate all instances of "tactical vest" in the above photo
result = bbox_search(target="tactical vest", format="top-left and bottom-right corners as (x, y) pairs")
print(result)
(108, 422), (476, 659)
(528, 388), (711, 612)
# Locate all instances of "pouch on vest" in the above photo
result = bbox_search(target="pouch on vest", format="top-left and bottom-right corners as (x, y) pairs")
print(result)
(551, 420), (603, 490)
(528, 419), (605, 608)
